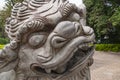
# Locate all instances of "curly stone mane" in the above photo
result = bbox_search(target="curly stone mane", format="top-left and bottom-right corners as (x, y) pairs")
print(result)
(5, 0), (75, 49)
(0, 1), (95, 80)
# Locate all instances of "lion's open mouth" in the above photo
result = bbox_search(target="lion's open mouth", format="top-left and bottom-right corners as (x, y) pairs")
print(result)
(30, 41), (94, 75)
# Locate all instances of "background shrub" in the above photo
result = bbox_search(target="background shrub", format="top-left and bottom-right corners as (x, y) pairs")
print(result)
(0, 38), (9, 44)
(96, 44), (120, 52)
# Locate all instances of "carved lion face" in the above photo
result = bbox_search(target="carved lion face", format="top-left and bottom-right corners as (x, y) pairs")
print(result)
(17, 21), (95, 77)
(0, 0), (95, 79)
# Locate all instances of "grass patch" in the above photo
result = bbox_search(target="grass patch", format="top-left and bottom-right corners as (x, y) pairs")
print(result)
(0, 45), (4, 49)
(96, 44), (120, 52)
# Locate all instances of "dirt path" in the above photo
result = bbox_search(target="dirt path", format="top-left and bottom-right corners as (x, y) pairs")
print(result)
(91, 51), (120, 80)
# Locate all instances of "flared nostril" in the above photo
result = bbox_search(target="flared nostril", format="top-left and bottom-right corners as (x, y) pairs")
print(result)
(30, 64), (47, 74)
(37, 55), (53, 63)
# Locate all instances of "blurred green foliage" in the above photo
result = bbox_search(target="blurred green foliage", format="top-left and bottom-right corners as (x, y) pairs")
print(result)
(96, 44), (120, 52)
(0, 0), (24, 39)
(0, 38), (9, 44)
(84, 0), (120, 43)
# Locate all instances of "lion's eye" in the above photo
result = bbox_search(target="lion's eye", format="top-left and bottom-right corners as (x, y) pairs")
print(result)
(51, 36), (67, 48)
(29, 35), (46, 48)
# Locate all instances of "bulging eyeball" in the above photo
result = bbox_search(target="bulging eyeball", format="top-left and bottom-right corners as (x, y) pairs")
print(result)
(68, 13), (80, 21)
(51, 36), (67, 48)
(83, 26), (94, 35)
(54, 21), (81, 39)
(29, 34), (47, 48)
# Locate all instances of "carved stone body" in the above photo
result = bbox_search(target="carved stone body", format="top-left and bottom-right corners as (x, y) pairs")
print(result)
(0, 0), (95, 80)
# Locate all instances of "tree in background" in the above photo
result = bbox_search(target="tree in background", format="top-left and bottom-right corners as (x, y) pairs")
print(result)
(0, 0), (24, 44)
(0, 0), (24, 38)
(84, 0), (120, 43)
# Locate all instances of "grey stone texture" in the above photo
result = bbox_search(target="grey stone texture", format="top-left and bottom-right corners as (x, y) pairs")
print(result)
(0, 0), (95, 80)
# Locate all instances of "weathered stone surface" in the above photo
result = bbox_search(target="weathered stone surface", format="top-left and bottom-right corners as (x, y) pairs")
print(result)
(0, 0), (95, 80)
(0, 70), (15, 80)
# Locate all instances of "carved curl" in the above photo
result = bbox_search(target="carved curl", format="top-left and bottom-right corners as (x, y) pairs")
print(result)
(0, 0), (95, 80)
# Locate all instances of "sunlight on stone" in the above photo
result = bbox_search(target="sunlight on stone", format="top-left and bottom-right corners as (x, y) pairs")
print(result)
(68, 0), (83, 6)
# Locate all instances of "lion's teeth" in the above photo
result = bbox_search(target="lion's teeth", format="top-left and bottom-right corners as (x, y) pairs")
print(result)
(85, 44), (87, 47)
(45, 69), (51, 73)
(81, 44), (84, 47)
(86, 43), (89, 46)
(78, 42), (94, 49)
(73, 48), (78, 53)
(79, 45), (82, 49)
(52, 67), (57, 70)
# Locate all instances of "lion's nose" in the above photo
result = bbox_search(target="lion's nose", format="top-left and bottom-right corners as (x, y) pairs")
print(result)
(36, 48), (53, 63)
(37, 53), (52, 63)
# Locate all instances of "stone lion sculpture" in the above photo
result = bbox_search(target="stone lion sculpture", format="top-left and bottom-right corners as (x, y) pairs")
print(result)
(0, 0), (95, 80)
